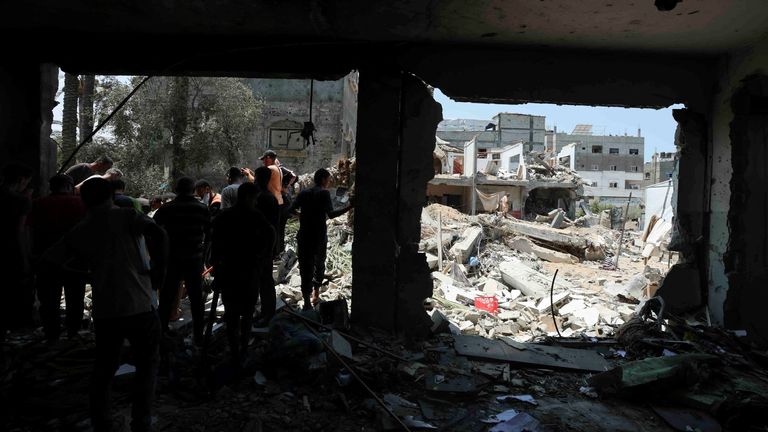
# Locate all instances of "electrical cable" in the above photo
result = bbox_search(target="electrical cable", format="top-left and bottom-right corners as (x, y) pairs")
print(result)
(58, 76), (152, 173)
(550, 269), (562, 338)
(282, 307), (412, 432)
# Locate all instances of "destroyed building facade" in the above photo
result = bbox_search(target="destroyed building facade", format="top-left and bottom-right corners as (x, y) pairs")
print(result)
(245, 72), (359, 174)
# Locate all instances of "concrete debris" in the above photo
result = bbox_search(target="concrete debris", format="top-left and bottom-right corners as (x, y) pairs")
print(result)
(499, 259), (567, 298)
(449, 226), (483, 263)
(506, 236), (578, 264)
(488, 412), (541, 432)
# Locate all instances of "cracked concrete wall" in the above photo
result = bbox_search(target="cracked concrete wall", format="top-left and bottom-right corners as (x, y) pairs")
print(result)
(351, 70), (441, 337)
(707, 33), (768, 334)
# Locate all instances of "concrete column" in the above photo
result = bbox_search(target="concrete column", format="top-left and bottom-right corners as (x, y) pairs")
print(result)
(395, 74), (443, 337)
(0, 63), (57, 196)
(656, 109), (708, 315)
(351, 70), (442, 337)
(351, 69), (401, 331)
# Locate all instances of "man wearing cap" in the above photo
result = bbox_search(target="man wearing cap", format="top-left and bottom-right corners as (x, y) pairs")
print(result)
(260, 150), (287, 256)
(259, 150), (284, 206)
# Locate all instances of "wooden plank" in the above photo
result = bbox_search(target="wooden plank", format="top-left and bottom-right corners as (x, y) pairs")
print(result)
(452, 335), (609, 372)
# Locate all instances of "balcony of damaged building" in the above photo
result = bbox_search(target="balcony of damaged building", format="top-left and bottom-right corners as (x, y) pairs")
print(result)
(3, 0), (768, 431)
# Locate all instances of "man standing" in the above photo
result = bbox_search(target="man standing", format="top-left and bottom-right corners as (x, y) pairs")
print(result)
(64, 155), (113, 186)
(259, 151), (283, 206)
(254, 167), (280, 324)
(260, 150), (287, 256)
(220, 167), (245, 209)
(194, 179), (222, 217)
(27, 174), (87, 341)
(111, 178), (142, 212)
(43, 177), (168, 432)
(153, 177), (211, 343)
(289, 169), (351, 309)
(211, 182), (274, 365)
(0, 163), (34, 336)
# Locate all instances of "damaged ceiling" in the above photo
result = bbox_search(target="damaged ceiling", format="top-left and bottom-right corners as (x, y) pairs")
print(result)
(4, 0), (768, 55)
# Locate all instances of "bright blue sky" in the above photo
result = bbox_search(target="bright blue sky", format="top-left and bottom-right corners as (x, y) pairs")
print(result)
(434, 89), (682, 163)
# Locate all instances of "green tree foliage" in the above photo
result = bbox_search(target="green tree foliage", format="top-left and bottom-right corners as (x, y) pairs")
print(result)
(91, 76), (262, 197)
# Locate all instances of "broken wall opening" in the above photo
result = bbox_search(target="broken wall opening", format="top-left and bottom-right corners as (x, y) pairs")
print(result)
(524, 187), (574, 221)
(50, 72), (359, 199)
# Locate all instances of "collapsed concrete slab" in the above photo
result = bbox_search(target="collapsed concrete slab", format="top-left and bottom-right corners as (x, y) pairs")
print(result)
(498, 259), (568, 298)
(449, 226), (483, 263)
(506, 236), (579, 264)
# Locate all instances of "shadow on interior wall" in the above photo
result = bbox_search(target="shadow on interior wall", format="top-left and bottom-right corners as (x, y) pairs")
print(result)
(656, 109), (708, 316)
(723, 74), (768, 346)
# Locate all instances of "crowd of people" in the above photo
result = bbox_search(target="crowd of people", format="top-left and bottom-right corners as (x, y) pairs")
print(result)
(0, 150), (351, 432)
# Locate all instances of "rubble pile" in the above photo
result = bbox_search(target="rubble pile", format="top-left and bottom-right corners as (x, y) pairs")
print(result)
(295, 158), (355, 191)
(420, 204), (670, 343)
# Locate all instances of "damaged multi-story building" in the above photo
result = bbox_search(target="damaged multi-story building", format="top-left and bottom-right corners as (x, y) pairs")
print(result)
(2, 0), (768, 345)
(556, 125), (645, 205)
(643, 150), (679, 186)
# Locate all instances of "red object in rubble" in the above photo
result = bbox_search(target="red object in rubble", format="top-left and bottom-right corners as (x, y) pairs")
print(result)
(474, 296), (499, 314)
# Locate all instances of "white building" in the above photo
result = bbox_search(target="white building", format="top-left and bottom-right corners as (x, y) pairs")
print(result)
(558, 142), (643, 204)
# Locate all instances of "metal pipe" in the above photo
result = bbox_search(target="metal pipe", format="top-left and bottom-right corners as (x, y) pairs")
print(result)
(614, 191), (633, 268)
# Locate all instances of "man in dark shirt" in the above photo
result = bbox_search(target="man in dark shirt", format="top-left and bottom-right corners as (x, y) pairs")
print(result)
(0, 163), (33, 336)
(64, 155), (113, 186)
(211, 182), (274, 365)
(111, 178), (142, 211)
(27, 174), (87, 340)
(289, 169), (352, 310)
(194, 179), (222, 217)
(153, 177), (211, 343)
(43, 177), (168, 432)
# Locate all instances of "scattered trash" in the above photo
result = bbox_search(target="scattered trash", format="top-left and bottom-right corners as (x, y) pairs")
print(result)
(496, 394), (538, 406)
(114, 364), (136, 376)
(488, 412), (541, 432)
(481, 409), (519, 424)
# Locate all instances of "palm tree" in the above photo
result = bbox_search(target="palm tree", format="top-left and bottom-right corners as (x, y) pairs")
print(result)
(61, 73), (79, 167)
(79, 75), (95, 146)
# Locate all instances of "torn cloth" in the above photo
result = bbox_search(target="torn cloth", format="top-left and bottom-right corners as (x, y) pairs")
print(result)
(476, 189), (504, 212)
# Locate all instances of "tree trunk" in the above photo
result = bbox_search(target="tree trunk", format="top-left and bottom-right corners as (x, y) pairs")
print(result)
(78, 75), (95, 148)
(62, 73), (79, 167)
(169, 77), (190, 180)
